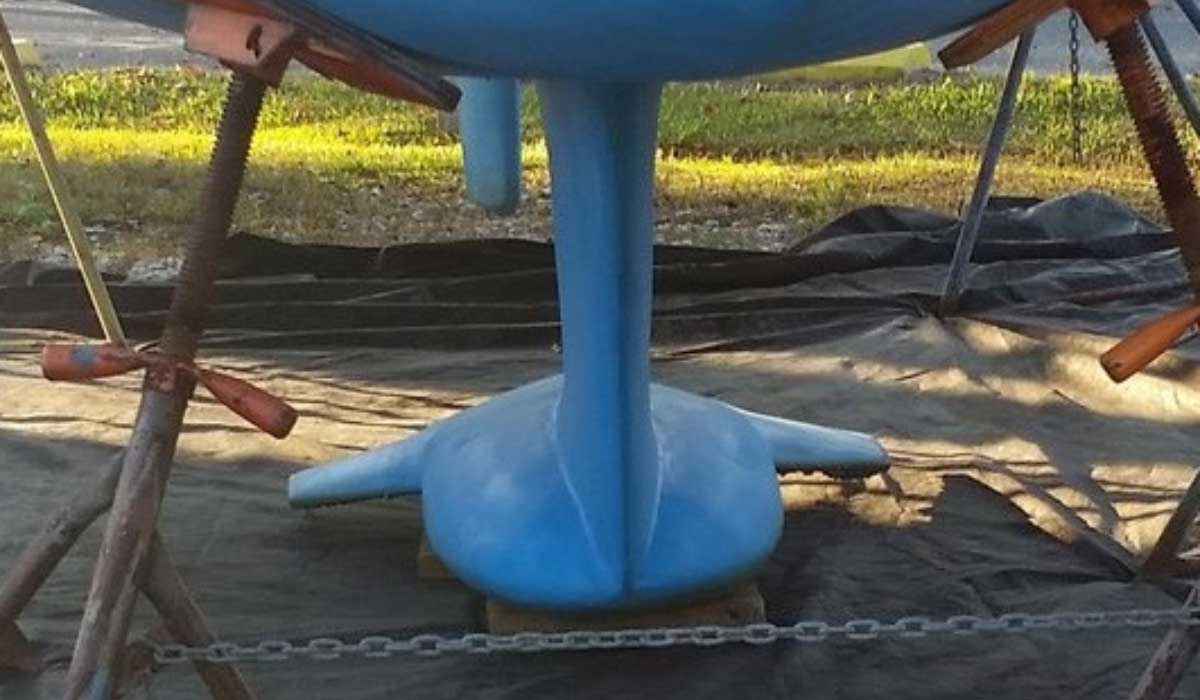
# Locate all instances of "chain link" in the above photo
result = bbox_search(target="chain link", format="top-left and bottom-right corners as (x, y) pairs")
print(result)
(151, 605), (1200, 665)
(1068, 10), (1085, 164)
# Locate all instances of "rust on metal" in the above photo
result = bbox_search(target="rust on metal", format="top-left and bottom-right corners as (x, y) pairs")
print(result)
(192, 367), (297, 439)
(2, 0), (457, 693)
(1141, 469), (1200, 578)
(136, 533), (258, 700)
(943, 0), (1200, 378)
(1127, 591), (1200, 700)
(0, 619), (40, 672)
(40, 343), (298, 438)
(940, 0), (1160, 68)
(0, 453), (124, 633)
(63, 73), (268, 700)
(1073, 0), (1157, 40)
(295, 44), (445, 106)
(1102, 22), (1200, 289)
(183, 0), (461, 110)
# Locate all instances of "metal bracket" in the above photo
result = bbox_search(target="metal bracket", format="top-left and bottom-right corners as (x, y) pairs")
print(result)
(182, 0), (461, 110)
(185, 3), (299, 86)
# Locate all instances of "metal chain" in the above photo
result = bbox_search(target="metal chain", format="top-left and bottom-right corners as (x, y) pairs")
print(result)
(151, 605), (1200, 665)
(1069, 10), (1085, 164)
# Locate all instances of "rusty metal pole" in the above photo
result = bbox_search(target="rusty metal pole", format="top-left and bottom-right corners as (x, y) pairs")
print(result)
(1127, 589), (1200, 700)
(62, 71), (268, 700)
(1125, 469), (1200, 700)
(0, 453), (123, 630)
(0, 450), (255, 698)
(137, 533), (256, 700)
(0, 452), (122, 671)
(1103, 22), (1200, 292)
(1142, 469), (1200, 577)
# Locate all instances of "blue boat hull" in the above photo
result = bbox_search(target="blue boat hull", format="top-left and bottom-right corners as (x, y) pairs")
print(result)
(292, 0), (1010, 81)
(62, 0), (1001, 610)
(66, 0), (1007, 80)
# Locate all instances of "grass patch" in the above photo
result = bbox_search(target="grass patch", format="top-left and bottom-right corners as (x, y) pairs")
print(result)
(0, 68), (1195, 260)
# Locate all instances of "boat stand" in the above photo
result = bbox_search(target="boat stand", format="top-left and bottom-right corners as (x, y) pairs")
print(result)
(939, 2), (1200, 697)
(1125, 470), (1200, 700)
(0, 64), (270, 700)
(0, 9), (256, 697)
(938, 29), (1035, 316)
(938, 1), (1200, 316)
(0, 3), (459, 698)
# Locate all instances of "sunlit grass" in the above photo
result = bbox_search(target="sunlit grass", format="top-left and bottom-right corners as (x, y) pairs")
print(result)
(0, 68), (1193, 259)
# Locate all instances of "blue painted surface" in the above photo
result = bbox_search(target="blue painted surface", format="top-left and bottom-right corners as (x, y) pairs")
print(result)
(64, 0), (1010, 80)
(290, 80), (891, 610)
(735, 409), (890, 474)
(454, 77), (522, 215)
(72, 0), (926, 609)
(300, 0), (1009, 81)
(289, 429), (431, 506)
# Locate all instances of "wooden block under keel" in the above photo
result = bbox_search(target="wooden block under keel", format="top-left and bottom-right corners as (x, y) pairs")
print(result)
(486, 580), (765, 634)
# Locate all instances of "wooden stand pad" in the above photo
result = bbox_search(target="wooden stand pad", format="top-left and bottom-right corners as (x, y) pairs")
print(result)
(417, 535), (765, 634)
(485, 581), (765, 635)
(416, 536), (458, 582)
(0, 619), (40, 672)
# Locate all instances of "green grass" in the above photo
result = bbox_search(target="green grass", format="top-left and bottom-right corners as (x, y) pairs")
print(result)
(2, 68), (1183, 162)
(0, 68), (1195, 260)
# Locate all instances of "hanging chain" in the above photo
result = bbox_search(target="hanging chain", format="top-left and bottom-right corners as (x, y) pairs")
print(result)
(151, 604), (1200, 664)
(1069, 10), (1085, 164)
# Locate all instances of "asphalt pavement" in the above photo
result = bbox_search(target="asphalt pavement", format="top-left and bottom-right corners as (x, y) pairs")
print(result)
(0, 0), (196, 67)
(0, 0), (1197, 74)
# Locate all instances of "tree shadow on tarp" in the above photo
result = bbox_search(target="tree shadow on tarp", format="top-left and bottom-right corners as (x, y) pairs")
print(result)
(3, 304), (1197, 572)
(1, 423), (1186, 699)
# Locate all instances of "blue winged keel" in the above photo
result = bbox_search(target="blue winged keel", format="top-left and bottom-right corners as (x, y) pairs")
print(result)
(736, 409), (891, 478)
(288, 428), (431, 507)
(287, 83), (770, 608)
(287, 82), (891, 610)
(62, 0), (993, 613)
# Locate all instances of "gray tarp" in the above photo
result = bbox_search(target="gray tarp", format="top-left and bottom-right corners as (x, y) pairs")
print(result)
(1, 192), (1198, 698)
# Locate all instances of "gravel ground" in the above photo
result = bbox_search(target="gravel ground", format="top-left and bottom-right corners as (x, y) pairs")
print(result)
(0, 0), (201, 68)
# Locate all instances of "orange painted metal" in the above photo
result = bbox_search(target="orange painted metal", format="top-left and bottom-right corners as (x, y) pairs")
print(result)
(41, 343), (148, 381)
(182, 0), (458, 109)
(1102, 305), (1200, 381)
(192, 367), (298, 439)
(184, 3), (298, 85)
(295, 43), (436, 106)
(939, 0), (1157, 68)
(942, 0), (1200, 383)
(40, 343), (299, 439)
(939, 0), (1068, 68)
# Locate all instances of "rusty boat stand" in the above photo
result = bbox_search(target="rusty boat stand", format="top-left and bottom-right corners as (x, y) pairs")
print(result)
(0, 70), (270, 700)
(0, 3), (457, 697)
(61, 72), (269, 700)
(942, 2), (1200, 699)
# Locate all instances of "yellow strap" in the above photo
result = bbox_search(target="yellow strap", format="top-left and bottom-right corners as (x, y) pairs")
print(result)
(0, 13), (126, 345)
